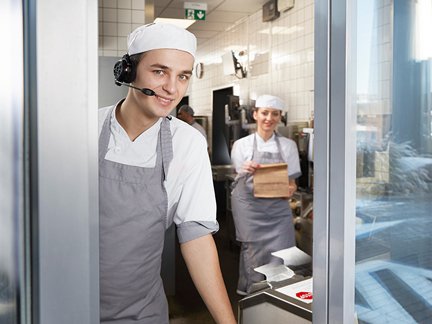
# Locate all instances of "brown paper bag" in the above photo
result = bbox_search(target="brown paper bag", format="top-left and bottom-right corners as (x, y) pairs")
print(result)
(253, 163), (290, 198)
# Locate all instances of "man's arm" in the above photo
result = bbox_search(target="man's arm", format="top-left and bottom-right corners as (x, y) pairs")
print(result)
(180, 234), (237, 324)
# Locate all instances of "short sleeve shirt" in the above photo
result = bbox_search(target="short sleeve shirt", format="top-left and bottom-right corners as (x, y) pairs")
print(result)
(98, 105), (217, 242)
(231, 132), (301, 179)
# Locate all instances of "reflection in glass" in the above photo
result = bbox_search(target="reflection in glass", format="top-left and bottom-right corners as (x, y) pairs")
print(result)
(1, 1), (27, 323)
(355, 0), (432, 323)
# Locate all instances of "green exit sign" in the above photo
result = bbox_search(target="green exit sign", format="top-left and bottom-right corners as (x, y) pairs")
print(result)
(184, 2), (207, 20)
(185, 8), (206, 20)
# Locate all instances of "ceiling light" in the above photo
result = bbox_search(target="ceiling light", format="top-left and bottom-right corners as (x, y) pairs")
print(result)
(153, 18), (196, 29)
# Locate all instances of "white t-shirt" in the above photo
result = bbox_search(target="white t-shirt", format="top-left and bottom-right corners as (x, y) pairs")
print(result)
(231, 132), (301, 178)
(98, 105), (217, 238)
(191, 121), (207, 140)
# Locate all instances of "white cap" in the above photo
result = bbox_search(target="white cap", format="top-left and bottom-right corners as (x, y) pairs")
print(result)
(255, 95), (286, 111)
(127, 23), (197, 58)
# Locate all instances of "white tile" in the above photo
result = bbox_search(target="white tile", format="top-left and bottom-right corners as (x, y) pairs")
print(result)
(132, 23), (142, 30)
(307, 62), (314, 77)
(382, 43), (391, 62)
(382, 80), (390, 99)
(118, 9), (131, 23)
(378, 7), (384, 27)
(306, 76), (314, 90)
(303, 33), (310, 50)
(300, 86), (307, 103)
(298, 37), (305, 51)
(104, 50), (119, 56)
(103, 22), (117, 36)
(118, 23), (132, 36)
(298, 8), (305, 24)
(103, 0), (117, 8)
(131, 0), (144, 10)
(103, 8), (117, 22)
(305, 18), (313, 35)
(117, 36), (128, 51)
(294, 0), (304, 10)
(382, 27), (391, 44)
(305, 4), (312, 21)
(292, 10), (298, 25)
(118, 0), (131, 9)
(132, 10), (145, 24)
(103, 36), (118, 50)
(381, 61), (391, 80)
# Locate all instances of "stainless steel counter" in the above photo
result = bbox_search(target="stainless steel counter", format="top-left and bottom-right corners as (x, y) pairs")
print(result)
(238, 277), (312, 324)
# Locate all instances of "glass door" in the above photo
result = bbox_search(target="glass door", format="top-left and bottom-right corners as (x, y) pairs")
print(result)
(354, 0), (432, 323)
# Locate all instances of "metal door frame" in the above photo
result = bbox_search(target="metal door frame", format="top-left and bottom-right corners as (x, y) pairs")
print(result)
(314, 0), (357, 323)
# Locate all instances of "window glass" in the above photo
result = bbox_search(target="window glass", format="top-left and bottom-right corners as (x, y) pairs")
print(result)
(355, 0), (432, 323)
(1, 1), (27, 323)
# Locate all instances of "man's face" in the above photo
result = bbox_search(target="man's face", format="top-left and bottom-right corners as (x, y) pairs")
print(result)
(131, 49), (194, 119)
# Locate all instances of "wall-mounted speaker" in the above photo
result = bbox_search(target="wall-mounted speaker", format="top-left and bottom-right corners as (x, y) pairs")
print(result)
(278, 0), (295, 12)
(262, 0), (280, 22)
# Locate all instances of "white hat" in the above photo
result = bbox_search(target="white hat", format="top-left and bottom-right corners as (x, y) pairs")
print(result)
(255, 95), (286, 111)
(127, 23), (197, 58)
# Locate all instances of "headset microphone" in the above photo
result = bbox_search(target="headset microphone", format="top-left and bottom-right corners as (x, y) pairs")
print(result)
(113, 54), (155, 96)
(114, 80), (156, 96)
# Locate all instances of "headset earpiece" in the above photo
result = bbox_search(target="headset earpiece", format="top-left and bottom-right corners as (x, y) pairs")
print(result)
(113, 54), (136, 84)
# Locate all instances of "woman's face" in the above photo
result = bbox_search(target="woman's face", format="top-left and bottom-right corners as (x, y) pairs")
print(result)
(253, 107), (282, 133)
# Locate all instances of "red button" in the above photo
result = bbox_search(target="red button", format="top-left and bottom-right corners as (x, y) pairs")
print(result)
(296, 291), (313, 300)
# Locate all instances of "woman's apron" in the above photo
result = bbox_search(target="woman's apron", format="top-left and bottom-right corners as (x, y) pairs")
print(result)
(99, 107), (173, 324)
(231, 133), (295, 292)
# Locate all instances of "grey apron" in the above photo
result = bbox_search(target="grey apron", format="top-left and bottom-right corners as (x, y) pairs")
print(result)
(99, 106), (173, 324)
(231, 133), (295, 293)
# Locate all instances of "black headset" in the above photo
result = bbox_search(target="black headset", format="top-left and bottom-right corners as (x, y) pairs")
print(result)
(113, 54), (136, 84)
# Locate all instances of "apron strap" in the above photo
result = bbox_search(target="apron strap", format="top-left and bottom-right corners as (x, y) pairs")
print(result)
(253, 132), (284, 162)
(274, 133), (285, 163)
(160, 117), (173, 181)
(99, 104), (173, 181)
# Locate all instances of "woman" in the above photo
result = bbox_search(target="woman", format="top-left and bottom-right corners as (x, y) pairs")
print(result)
(230, 94), (301, 295)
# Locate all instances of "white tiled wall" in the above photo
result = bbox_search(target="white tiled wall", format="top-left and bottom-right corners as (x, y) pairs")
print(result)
(99, 0), (146, 56)
(98, 0), (315, 123)
(188, 0), (315, 123)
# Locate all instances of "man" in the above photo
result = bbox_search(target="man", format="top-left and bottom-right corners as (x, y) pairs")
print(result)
(98, 23), (236, 324)
(177, 104), (208, 141)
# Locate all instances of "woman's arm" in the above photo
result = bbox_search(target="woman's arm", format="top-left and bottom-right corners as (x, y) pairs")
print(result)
(231, 138), (259, 175)
(288, 178), (297, 197)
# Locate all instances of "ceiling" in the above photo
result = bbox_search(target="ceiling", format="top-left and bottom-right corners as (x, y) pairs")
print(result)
(154, 0), (269, 45)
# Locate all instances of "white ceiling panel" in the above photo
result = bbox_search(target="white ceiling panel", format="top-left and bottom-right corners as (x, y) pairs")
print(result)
(205, 10), (248, 23)
(155, 7), (185, 18)
(187, 29), (220, 39)
(153, 0), (267, 45)
(215, 0), (267, 13)
(189, 20), (233, 31)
